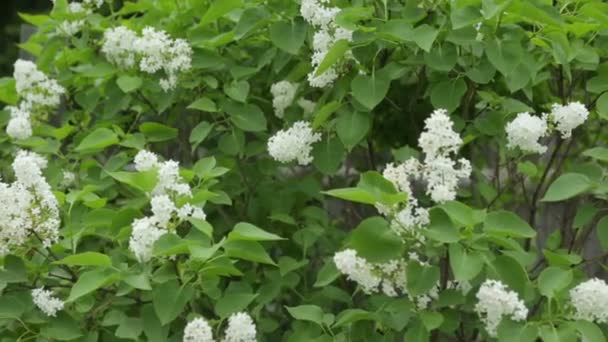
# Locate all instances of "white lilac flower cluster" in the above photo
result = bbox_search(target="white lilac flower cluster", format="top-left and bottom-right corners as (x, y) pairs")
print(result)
(333, 249), (447, 309)
(475, 279), (528, 337)
(56, 0), (104, 36)
(267, 121), (321, 165)
(380, 109), (470, 240)
(269, 81), (317, 119)
(128, 150), (205, 262)
(569, 278), (608, 324)
(0, 151), (60, 256)
(505, 102), (589, 154)
(300, 0), (353, 87)
(297, 98), (316, 116)
(32, 287), (64, 317)
(183, 312), (256, 342)
(102, 26), (192, 91)
(6, 60), (65, 140)
(270, 81), (297, 118)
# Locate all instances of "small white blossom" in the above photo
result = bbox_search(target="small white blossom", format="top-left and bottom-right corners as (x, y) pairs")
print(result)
(549, 102), (589, 139)
(184, 317), (215, 342)
(418, 109), (463, 158)
(136, 27), (192, 91)
(150, 195), (176, 226)
(270, 81), (297, 118)
(61, 171), (76, 188)
(223, 312), (256, 342)
(155, 160), (191, 196)
(102, 26), (139, 69)
(505, 112), (548, 154)
(13, 60), (64, 109)
(475, 279), (528, 337)
(8, 60), (64, 139)
(570, 278), (608, 324)
(177, 204), (206, 221)
(6, 105), (32, 139)
(301, 0), (353, 88)
(297, 98), (316, 115)
(32, 287), (64, 317)
(134, 150), (160, 171)
(128, 217), (165, 262)
(334, 249), (437, 307)
(267, 121), (321, 165)
(333, 249), (382, 294)
(0, 151), (60, 255)
(57, 20), (85, 36)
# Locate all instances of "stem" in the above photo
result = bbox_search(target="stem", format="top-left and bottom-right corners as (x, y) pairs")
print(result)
(526, 138), (564, 250)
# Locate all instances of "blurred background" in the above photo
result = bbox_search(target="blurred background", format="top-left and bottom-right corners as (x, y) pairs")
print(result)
(0, 0), (51, 76)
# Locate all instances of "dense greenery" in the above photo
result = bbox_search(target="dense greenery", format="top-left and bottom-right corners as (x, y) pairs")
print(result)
(0, 0), (608, 341)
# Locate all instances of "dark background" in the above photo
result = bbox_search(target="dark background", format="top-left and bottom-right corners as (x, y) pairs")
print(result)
(1, 0), (52, 76)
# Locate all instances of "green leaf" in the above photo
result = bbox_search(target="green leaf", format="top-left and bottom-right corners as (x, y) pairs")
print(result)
(541, 173), (592, 202)
(139, 122), (178, 142)
(451, 6), (482, 29)
(484, 210), (536, 238)
(569, 321), (605, 342)
(349, 216), (403, 262)
(489, 255), (528, 295)
(224, 240), (276, 265)
(583, 147), (608, 162)
(406, 262), (440, 296)
(0, 77), (18, 105)
(123, 273), (152, 290)
(336, 111), (370, 150)
(357, 171), (406, 206)
(314, 259), (340, 287)
(537, 267), (572, 298)
(439, 201), (476, 227)
(55, 252), (111, 267)
(40, 313), (84, 341)
(596, 216), (608, 251)
(430, 79), (467, 113)
(412, 24), (439, 52)
(18, 13), (50, 26)
(107, 170), (157, 193)
(75, 128), (119, 152)
(334, 309), (375, 327)
(189, 121), (214, 150)
(596, 93), (608, 119)
(215, 292), (257, 318)
(188, 97), (217, 112)
(312, 101), (341, 129)
(224, 80), (250, 103)
(497, 321), (538, 342)
(286, 305), (324, 325)
(153, 234), (189, 257)
(351, 71), (391, 110)
(228, 222), (284, 241)
(115, 318), (143, 339)
(269, 19), (307, 54)
(116, 75), (142, 93)
(67, 269), (119, 302)
(312, 136), (344, 175)
(0, 255), (27, 283)
(314, 39), (349, 77)
(200, 0), (243, 25)
(449, 244), (484, 281)
(152, 280), (194, 325)
(234, 7), (269, 39)
(486, 38), (523, 76)
(223, 100), (267, 132)
(323, 187), (377, 205)
(425, 208), (459, 243)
